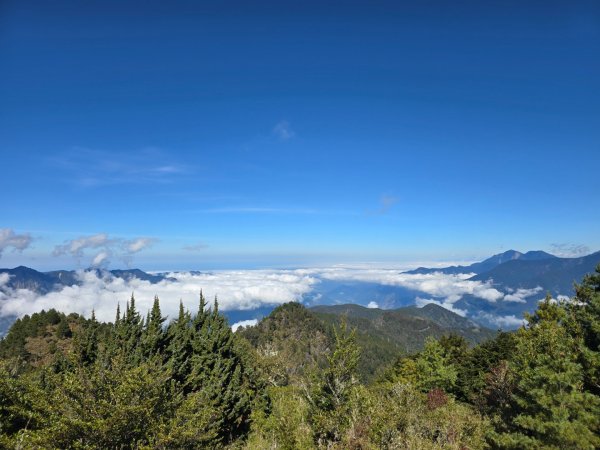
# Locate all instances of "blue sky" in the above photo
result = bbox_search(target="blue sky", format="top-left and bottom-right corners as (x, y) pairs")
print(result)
(1, 0), (599, 270)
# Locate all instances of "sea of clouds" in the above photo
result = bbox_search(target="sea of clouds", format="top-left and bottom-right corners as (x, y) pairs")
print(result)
(0, 267), (543, 329)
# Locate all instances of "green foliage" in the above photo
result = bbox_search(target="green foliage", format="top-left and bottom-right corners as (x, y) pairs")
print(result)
(491, 295), (600, 449)
(2, 266), (600, 449)
(384, 337), (458, 394)
(245, 386), (313, 450)
(239, 302), (331, 384)
(367, 382), (491, 449)
(305, 320), (365, 447)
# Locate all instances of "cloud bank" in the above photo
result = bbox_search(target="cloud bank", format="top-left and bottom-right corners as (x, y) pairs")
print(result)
(0, 266), (538, 329)
(0, 269), (319, 324)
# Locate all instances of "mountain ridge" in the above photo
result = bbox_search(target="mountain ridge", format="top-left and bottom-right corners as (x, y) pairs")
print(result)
(404, 249), (557, 275)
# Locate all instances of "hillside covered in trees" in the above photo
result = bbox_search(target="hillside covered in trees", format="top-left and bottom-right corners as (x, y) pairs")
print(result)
(1, 267), (600, 449)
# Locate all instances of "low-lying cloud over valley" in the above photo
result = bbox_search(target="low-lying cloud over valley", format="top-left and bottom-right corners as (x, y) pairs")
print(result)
(0, 266), (548, 330)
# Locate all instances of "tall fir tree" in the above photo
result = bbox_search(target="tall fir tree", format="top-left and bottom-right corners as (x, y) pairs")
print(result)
(493, 295), (600, 448)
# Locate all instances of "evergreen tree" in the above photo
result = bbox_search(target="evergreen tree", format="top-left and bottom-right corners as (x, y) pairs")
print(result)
(141, 296), (167, 358)
(307, 319), (362, 446)
(74, 310), (99, 366)
(493, 296), (600, 449)
(566, 264), (600, 395)
(166, 300), (193, 386)
(185, 296), (250, 444)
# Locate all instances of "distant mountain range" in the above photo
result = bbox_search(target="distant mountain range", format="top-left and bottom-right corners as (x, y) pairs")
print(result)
(1, 249), (599, 334)
(405, 250), (557, 276)
(404, 249), (600, 298)
(468, 251), (600, 294)
(0, 266), (172, 294)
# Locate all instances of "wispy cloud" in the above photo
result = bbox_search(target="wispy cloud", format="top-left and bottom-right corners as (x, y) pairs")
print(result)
(415, 297), (468, 317)
(123, 238), (158, 254)
(52, 233), (113, 258)
(197, 206), (319, 214)
(367, 195), (399, 215)
(0, 228), (33, 258)
(473, 312), (525, 329)
(52, 233), (158, 267)
(550, 243), (591, 258)
(504, 286), (543, 303)
(272, 120), (295, 141)
(182, 242), (209, 252)
(49, 147), (190, 187)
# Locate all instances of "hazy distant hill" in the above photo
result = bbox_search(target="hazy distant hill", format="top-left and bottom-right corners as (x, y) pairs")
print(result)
(470, 251), (600, 295)
(405, 250), (557, 275)
(0, 266), (169, 294)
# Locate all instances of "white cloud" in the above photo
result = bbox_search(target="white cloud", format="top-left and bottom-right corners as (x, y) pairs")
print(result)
(0, 269), (319, 324)
(504, 286), (543, 303)
(183, 242), (209, 252)
(312, 268), (504, 303)
(50, 147), (189, 188)
(52, 233), (157, 266)
(0, 273), (11, 287)
(550, 243), (591, 258)
(124, 237), (157, 254)
(272, 120), (295, 140)
(415, 297), (468, 317)
(92, 251), (110, 267)
(367, 301), (379, 309)
(53, 233), (112, 257)
(368, 195), (399, 215)
(0, 228), (33, 258)
(231, 319), (258, 332)
(475, 312), (525, 329)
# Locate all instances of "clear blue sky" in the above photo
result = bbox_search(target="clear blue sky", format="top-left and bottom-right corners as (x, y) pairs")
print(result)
(1, 0), (599, 270)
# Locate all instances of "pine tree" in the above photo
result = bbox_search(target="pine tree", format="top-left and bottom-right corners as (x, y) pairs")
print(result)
(141, 296), (167, 358)
(307, 319), (362, 446)
(75, 310), (99, 366)
(166, 300), (193, 386)
(566, 264), (600, 395)
(185, 296), (250, 444)
(494, 296), (600, 448)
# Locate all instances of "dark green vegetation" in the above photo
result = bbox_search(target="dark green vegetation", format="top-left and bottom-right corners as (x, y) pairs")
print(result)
(2, 267), (600, 449)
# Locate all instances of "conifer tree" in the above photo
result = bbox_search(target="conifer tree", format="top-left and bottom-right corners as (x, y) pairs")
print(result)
(185, 296), (250, 444)
(307, 319), (362, 446)
(494, 295), (600, 448)
(166, 300), (193, 386)
(141, 296), (167, 358)
(75, 310), (99, 366)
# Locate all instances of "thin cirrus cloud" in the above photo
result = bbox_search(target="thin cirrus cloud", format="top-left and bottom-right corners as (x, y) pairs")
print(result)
(49, 147), (190, 187)
(550, 243), (591, 258)
(183, 242), (209, 252)
(272, 120), (295, 141)
(367, 195), (399, 216)
(197, 206), (319, 215)
(0, 228), (33, 258)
